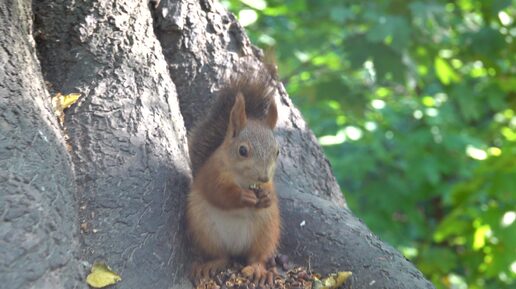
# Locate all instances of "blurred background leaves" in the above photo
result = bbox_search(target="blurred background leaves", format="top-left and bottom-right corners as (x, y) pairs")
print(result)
(223, 0), (516, 288)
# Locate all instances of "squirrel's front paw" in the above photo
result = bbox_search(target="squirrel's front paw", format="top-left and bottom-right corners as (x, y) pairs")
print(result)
(240, 189), (258, 207)
(241, 263), (276, 287)
(255, 188), (272, 208)
(190, 259), (228, 285)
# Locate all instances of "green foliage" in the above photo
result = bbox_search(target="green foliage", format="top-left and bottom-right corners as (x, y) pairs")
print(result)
(223, 0), (516, 288)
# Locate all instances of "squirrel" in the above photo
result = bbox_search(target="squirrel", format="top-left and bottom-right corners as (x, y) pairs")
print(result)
(186, 63), (281, 286)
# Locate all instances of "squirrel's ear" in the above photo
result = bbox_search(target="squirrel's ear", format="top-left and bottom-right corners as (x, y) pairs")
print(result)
(228, 92), (247, 137)
(264, 100), (278, 129)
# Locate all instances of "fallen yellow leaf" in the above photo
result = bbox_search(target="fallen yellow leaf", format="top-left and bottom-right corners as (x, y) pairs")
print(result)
(61, 93), (81, 109)
(319, 271), (352, 289)
(334, 271), (352, 287)
(51, 92), (81, 126)
(86, 262), (121, 288)
(322, 275), (336, 288)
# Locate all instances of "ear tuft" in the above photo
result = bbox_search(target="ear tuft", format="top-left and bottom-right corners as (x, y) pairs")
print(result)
(227, 92), (247, 137)
(265, 99), (278, 129)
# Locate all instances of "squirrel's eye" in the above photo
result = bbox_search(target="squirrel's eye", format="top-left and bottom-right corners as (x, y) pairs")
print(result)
(276, 149), (280, 158)
(239, 145), (249, 157)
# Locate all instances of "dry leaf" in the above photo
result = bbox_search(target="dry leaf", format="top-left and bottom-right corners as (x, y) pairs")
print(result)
(60, 93), (80, 109)
(86, 262), (121, 288)
(319, 271), (352, 289)
(333, 271), (352, 287)
(51, 92), (81, 125)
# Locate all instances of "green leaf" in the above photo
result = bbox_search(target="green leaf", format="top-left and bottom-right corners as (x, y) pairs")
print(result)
(473, 224), (490, 250)
(434, 57), (460, 85)
(419, 246), (459, 274)
(329, 6), (354, 23)
(434, 209), (470, 242)
(366, 16), (411, 52)
(241, 0), (266, 10)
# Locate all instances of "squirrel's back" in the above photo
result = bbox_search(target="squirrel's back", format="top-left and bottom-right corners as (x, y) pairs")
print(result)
(188, 66), (278, 175)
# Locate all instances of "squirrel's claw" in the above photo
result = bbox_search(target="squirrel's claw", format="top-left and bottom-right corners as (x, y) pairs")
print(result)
(242, 263), (276, 287)
(191, 259), (228, 285)
(255, 189), (272, 208)
(240, 189), (259, 207)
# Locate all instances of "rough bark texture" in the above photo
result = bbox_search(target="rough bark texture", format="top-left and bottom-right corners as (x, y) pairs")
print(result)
(33, 0), (192, 288)
(0, 0), (435, 288)
(0, 1), (82, 288)
(277, 185), (434, 289)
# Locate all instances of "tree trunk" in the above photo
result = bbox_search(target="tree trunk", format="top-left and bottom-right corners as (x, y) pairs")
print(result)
(0, 1), (82, 288)
(1, 0), (435, 289)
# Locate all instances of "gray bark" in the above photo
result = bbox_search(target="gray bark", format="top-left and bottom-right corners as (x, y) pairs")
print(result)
(0, 0), (435, 289)
(0, 1), (82, 288)
(33, 0), (192, 288)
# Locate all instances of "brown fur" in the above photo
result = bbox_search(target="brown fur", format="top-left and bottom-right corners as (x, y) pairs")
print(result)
(186, 64), (281, 285)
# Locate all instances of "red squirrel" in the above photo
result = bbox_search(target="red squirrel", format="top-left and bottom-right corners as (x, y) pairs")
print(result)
(186, 64), (281, 286)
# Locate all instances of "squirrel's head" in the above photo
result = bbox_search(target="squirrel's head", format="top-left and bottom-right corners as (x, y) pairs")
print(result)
(221, 92), (279, 189)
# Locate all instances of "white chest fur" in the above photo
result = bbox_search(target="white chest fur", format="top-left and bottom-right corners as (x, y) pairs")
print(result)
(208, 206), (256, 255)
(194, 193), (267, 256)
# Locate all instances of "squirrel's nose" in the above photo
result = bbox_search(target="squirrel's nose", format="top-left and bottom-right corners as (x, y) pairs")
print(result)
(258, 176), (270, 183)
